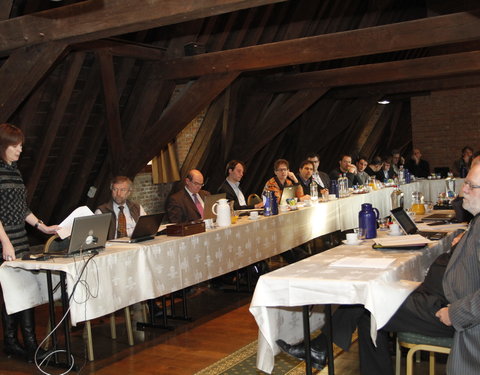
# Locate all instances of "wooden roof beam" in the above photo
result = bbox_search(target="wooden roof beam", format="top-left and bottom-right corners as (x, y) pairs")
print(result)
(258, 50), (480, 92)
(0, 0), (286, 56)
(155, 10), (480, 80)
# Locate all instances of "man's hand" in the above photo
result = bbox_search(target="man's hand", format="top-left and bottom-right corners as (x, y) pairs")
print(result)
(435, 307), (452, 326)
(287, 171), (298, 183)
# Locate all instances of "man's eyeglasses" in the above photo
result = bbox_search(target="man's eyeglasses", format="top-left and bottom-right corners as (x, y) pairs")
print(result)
(276, 168), (289, 172)
(464, 181), (480, 190)
(190, 181), (204, 187)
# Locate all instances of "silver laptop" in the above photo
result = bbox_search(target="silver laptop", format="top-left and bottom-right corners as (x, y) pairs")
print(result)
(203, 193), (227, 220)
(280, 186), (296, 205)
(110, 213), (164, 243)
(47, 213), (111, 256)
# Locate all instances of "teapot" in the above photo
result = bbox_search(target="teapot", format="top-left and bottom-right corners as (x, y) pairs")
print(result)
(212, 198), (231, 227)
(358, 203), (379, 239)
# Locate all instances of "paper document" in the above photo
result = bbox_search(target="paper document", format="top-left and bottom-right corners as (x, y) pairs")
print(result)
(56, 206), (94, 239)
(373, 234), (432, 247)
(330, 257), (396, 269)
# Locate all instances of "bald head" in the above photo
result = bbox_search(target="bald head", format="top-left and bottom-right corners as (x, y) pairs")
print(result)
(185, 169), (204, 194)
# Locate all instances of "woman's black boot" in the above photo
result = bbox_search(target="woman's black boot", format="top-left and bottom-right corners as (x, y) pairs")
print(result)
(19, 308), (48, 363)
(2, 306), (26, 359)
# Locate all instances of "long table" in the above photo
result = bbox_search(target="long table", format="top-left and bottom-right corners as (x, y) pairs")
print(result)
(0, 188), (394, 326)
(249, 230), (459, 374)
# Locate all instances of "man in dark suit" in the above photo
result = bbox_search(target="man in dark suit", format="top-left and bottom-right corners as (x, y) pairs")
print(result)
(166, 169), (210, 223)
(307, 153), (330, 192)
(278, 164), (480, 374)
(295, 160), (319, 196)
(217, 160), (263, 210)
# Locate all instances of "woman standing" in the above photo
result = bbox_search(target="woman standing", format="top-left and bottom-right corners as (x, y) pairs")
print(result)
(0, 123), (58, 361)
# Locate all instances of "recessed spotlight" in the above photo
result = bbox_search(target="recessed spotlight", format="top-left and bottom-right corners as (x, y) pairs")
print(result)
(378, 100), (390, 105)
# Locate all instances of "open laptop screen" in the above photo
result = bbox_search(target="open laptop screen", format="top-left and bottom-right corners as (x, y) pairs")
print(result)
(68, 213), (111, 254)
(390, 207), (417, 235)
(280, 186), (296, 206)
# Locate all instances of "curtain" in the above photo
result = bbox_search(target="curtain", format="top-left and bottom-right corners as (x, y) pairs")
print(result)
(152, 141), (180, 184)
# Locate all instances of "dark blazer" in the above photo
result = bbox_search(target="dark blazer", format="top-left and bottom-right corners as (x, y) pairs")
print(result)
(314, 171), (330, 190)
(97, 199), (141, 240)
(217, 180), (253, 210)
(296, 174), (320, 196)
(375, 168), (396, 182)
(166, 188), (210, 223)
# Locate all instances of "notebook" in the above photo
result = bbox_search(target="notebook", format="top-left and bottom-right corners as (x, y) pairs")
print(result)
(421, 212), (456, 222)
(47, 213), (111, 256)
(390, 207), (447, 241)
(280, 186), (296, 206)
(203, 193), (227, 220)
(110, 213), (164, 243)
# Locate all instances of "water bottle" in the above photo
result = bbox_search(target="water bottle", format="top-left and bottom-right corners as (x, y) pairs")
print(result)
(310, 182), (318, 201)
(404, 168), (411, 184)
(263, 191), (272, 216)
(398, 165), (404, 183)
(271, 191), (278, 215)
(330, 179), (339, 198)
(339, 173), (348, 198)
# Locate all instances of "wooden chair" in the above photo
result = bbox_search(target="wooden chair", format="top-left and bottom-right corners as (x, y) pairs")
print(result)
(395, 332), (452, 375)
(44, 235), (136, 361)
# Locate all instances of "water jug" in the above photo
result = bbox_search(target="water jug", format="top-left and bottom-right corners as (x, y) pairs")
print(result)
(411, 191), (425, 215)
(358, 203), (379, 239)
(212, 198), (231, 227)
(263, 191), (273, 216)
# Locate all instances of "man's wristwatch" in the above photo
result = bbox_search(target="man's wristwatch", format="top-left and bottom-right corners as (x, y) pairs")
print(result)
(34, 220), (43, 229)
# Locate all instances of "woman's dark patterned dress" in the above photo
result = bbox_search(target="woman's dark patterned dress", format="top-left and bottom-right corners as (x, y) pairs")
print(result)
(0, 160), (31, 256)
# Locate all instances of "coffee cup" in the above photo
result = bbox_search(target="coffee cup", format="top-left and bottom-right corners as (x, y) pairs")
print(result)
(389, 223), (401, 235)
(279, 204), (288, 212)
(345, 233), (359, 244)
(249, 211), (259, 220)
(204, 218), (214, 229)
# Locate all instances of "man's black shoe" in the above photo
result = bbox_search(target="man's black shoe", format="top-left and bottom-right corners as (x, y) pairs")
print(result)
(276, 335), (327, 370)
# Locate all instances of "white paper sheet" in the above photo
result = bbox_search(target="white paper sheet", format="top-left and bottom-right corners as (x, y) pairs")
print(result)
(56, 206), (94, 239)
(329, 257), (396, 269)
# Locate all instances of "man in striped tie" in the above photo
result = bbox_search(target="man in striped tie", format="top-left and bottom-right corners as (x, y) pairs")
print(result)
(96, 176), (146, 239)
(166, 169), (210, 223)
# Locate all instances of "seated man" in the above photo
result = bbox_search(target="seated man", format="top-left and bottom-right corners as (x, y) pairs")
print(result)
(217, 160), (263, 210)
(277, 164), (480, 374)
(404, 148), (430, 178)
(306, 153), (330, 193)
(166, 169), (210, 223)
(375, 158), (396, 182)
(365, 156), (383, 176)
(329, 154), (362, 187)
(264, 159), (308, 203)
(296, 160), (320, 196)
(95, 176), (146, 239)
(355, 156), (369, 185)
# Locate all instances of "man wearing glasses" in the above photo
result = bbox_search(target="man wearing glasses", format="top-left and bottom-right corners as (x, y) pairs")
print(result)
(166, 169), (210, 223)
(96, 176), (146, 239)
(278, 165), (480, 374)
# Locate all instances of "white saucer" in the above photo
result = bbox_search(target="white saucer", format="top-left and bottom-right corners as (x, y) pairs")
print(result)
(342, 239), (363, 246)
(388, 231), (403, 236)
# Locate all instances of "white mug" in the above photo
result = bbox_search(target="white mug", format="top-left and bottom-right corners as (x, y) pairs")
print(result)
(389, 223), (401, 234)
(249, 211), (259, 219)
(346, 233), (359, 244)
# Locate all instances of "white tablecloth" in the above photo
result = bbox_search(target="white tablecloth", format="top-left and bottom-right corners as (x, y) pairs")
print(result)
(0, 188), (393, 326)
(249, 232), (456, 374)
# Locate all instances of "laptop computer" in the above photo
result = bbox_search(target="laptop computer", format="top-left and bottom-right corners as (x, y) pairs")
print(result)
(280, 186), (296, 206)
(46, 213), (111, 256)
(203, 193), (227, 220)
(390, 207), (447, 241)
(110, 213), (164, 243)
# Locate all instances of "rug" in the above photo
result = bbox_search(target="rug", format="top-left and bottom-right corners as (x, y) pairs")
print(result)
(194, 336), (355, 375)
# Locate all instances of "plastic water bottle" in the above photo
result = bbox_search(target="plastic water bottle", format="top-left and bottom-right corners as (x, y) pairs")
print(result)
(310, 182), (318, 201)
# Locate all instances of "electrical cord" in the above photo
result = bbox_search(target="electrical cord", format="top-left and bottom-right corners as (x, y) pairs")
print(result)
(34, 252), (99, 374)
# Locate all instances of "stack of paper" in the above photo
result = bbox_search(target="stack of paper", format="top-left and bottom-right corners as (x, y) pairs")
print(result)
(373, 234), (432, 248)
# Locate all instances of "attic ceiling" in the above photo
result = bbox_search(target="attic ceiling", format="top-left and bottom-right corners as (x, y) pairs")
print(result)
(1, 0), (479, 226)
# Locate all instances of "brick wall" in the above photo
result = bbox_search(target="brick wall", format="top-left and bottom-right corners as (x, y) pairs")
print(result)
(411, 87), (480, 175)
(130, 106), (206, 214)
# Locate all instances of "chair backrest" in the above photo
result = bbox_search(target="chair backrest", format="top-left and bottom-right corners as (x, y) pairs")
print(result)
(44, 234), (70, 254)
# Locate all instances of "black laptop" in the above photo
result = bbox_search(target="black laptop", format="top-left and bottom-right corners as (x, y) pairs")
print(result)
(390, 207), (447, 241)
(110, 213), (164, 243)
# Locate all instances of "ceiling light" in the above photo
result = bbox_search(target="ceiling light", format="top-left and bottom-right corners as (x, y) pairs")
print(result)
(378, 100), (390, 105)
